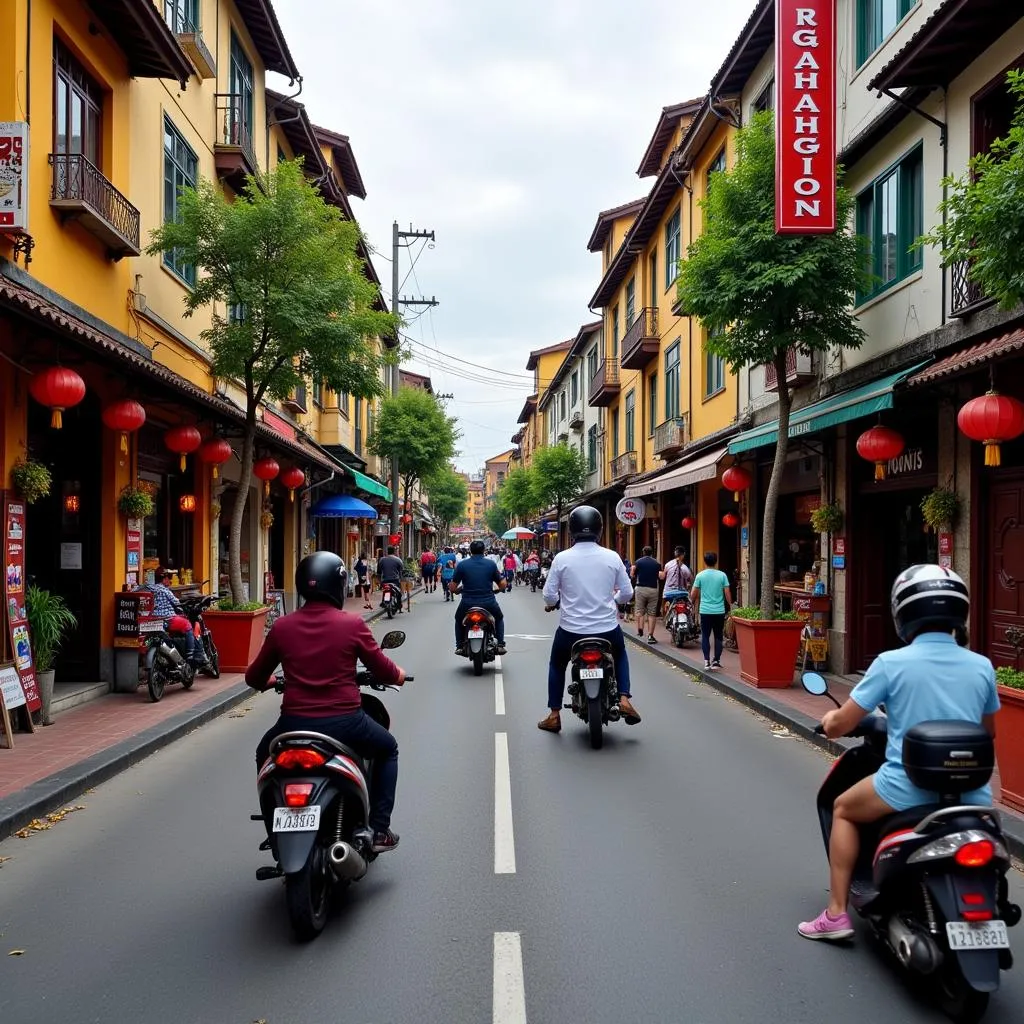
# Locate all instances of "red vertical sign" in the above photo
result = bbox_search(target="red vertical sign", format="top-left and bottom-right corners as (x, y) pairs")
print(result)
(4, 496), (40, 712)
(775, 1), (837, 234)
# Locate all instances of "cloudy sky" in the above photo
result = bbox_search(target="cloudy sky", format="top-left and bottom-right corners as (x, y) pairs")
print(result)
(272, 0), (758, 472)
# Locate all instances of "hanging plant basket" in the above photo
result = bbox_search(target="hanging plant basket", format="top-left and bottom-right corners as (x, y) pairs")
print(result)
(10, 458), (52, 504)
(920, 487), (960, 532)
(810, 501), (843, 534)
(260, 509), (274, 530)
(117, 485), (155, 518)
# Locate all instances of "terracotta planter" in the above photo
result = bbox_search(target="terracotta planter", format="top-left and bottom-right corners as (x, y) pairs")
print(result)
(995, 685), (1024, 813)
(203, 608), (269, 673)
(732, 617), (804, 688)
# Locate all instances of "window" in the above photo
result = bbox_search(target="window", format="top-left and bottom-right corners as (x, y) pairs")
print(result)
(367, 400), (376, 443)
(163, 118), (198, 285)
(665, 208), (681, 289)
(649, 252), (657, 308)
(856, 146), (923, 304)
(625, 278), (636, 330)
(228, 302), (246, 324)
(611, 409), (619, 459)
(229, 32), (254, 145)
(857, 0), (916, 67)
(752, 79), (775, 115)
(705, 331), (726, 397)
(973, 72), (1020, 158)
(604, 235), (612, 268)
(53, 39), (102, 166)
(648, 374), (657, 434)
(570, 370), (578, 409)
(665, 341), (680, 420)
(313, 381), (323, 408)
(164, 0), (198, 33)
(354, 398), (363, 455)
(611, 305), (619, 359)
(706, 148), (726, 195)
(339, 391), (350, 417)
(624, 390), (635, 452)
(587, 425), (598, 472)
(586, 346), (598, 383)
(560, 391), (567, 422)
(277, 145), (288, 166)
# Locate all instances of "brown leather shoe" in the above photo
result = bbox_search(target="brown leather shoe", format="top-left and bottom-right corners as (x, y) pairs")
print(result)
(537, 710), (561, 732)
(619, 695), (642, 725)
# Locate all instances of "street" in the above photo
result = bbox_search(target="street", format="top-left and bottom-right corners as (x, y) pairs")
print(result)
(1, 586), (1022, 1024)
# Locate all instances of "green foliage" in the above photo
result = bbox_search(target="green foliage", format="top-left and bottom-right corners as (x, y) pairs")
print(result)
(530, 443), (587, 516)
(996, 666), (1024, 691)
(730, 606), (800, 621)
(921, 71), (1024, 309)
(10, 459), (52, 505)
(920, 487), (960, 530)
(214, 599), (267, 612)
(810, 502), (844, 534)
(498, 466), (539, 522)
(117, 485), (155, 518)
(424, 467), (469, 534)
(485, 502), (509, 538)
(26, 585), (77, 673)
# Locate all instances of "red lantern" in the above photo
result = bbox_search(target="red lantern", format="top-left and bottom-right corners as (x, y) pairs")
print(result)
(29, 366), (86, 429)
(280, 467), (305, 502)
(401, 513), (413, 524)
(164, 425), (202, 472)
(721, 465), (752, 502)
(957, 391), (1024, 467)
(179, 494), (197, 513)
(722, 513), (739, 528)
(856, 425), (905, 481)
(253, 457), (280, 496)
(199, 438), (232, 479)
(102, 399), (146, 453)
(681, 516), (696, 530)
(388, 533), (401, 546)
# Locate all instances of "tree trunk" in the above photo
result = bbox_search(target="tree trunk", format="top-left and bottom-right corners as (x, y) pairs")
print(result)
(229, 418), (257, 604)
(759, 350), (792, 619)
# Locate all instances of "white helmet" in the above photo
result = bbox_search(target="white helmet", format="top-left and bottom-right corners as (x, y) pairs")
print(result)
(890, 564), (969, 644)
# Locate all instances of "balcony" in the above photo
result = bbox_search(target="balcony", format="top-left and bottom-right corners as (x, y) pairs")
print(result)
(511, 429), (524, 445)
(949, 259), (995, 319)
(764, 347), (815, 391)
(169, 10), (216, 79)
(49, 154), (140, 259)
(620, 307), (660, 370)
(282, 384), (307, 415)
(610, 451), (638, 480)
(653, 417), (688, 459)
(588, 357), (621, 407)
(569, 407), (584, 430)
(215, 94), (259, 190)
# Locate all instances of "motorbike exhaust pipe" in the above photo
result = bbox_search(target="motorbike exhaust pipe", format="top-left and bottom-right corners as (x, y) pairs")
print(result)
(607, 705), (621, 722)
(328, 841), (368, 881)
(887, 917), (943, 975)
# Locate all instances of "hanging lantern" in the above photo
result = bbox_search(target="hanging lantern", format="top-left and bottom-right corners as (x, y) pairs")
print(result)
(280, 466), (305, 502)
(29, 366), (86, 429)
(401, 513), (413, 524)
(253, 457), (280, 496)
(957, 391), (1024, 467)
(164, 425), (202, 472)
(856, 425), (905, 481)
(199, 438), (232, 479)
(721, 465), (753, 502)
(101, 399), (146, 454)
(681, 516), (696, 530)
(722, 513), (739, 528)
(388, 533), (401, 546)
(64, 494), (81, 514)
(179, 494), (197, 514)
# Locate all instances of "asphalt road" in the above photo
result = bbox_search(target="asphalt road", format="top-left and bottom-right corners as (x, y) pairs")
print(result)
(1, 585), (1022, 1023)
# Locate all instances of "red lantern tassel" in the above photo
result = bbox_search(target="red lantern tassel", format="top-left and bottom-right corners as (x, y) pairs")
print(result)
(212, 465), (219, 480)
(985, 441), (1001, 467)
(120, 432), (128, 454)
(289, 489), (295, 503)
(874, 462), (886, 481)
(264, 481), (270, 497)
(179, 454), (187, 472)
(51, 408), (63, 429)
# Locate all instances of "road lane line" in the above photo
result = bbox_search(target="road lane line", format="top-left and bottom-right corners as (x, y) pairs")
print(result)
(494, 733), (516, 874)
(493, 932), (527, 1023)
(494, 656), (506, 716)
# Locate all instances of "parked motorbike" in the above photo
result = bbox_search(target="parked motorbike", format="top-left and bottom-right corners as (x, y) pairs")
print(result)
(381, 582), (401, 619)
(253, 629), (412, 941)
(565, 636), (622, 750)
(802, 671), (1019, 1023)
(143, 615), (197, 702)
(180, 589), (220, 678)
(666, 593), (699, 648)
(459, 606), (498, 676)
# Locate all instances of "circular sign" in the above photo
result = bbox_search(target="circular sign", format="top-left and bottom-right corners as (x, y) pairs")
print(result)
(615, 497), (646, 526)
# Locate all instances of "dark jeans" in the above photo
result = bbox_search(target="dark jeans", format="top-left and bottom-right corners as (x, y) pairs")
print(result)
(168, 622), (203, 665)
(701, 613), (726, 663)
(455, 596), (504, 646)
(256, 709), (399, 832)
(547, 625), (631, 710)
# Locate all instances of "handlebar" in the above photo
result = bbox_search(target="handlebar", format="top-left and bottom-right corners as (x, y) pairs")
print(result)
(813, 724), (825, 735)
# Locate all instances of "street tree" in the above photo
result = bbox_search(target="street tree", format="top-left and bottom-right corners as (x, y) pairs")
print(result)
(484, 502), (509, 539)
(424, 466), (468, 545)
(676, 112), (868, 617)
(147, 160), (397, 604)
(498, 466), (539, 525)
(531, 442), (587, 549)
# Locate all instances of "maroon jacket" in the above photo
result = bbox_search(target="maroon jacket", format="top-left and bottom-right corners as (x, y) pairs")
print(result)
(245, 602), (402, 717)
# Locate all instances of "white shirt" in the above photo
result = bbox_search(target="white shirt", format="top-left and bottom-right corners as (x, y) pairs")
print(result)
(543, 541), (634, 634)
(663, 559), (692, 592)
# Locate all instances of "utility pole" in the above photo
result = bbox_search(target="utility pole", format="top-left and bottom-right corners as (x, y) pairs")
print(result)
(390, 221), (438, 539)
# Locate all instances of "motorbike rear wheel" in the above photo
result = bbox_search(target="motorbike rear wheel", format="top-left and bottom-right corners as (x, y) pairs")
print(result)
(472, 648), (484, 676)
(285, 843), (331, 941)
(937, 961), (990, 1024)
(147, 657), (167, 703)
(587, 696), (603, 750)
(386, 601), (394, 620)
(205, 635), (221, 678)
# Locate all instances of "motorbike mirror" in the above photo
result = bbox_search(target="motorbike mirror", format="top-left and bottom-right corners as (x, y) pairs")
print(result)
(801, 671), (829, 696)
(380, 630), (406, 650)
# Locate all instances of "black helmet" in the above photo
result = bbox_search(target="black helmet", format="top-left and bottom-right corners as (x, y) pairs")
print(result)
(296, 551), (348, 609)
(569, 505), (602, 542)
(891, 564), (968, 643)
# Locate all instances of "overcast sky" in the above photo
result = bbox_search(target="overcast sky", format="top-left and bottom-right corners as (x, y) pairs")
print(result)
(272, 0), (758, 473)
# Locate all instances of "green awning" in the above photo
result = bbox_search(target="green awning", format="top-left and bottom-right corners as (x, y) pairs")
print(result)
(341, 464), (391, 502)
(727, 362), (931, 455)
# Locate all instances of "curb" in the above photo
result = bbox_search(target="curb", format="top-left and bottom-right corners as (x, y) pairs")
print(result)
(625, 631), (1024, 863)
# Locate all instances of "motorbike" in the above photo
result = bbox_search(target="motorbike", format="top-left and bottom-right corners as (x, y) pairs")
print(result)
(666, 593), (699, 648)
(180, 589), (220, 678)
(253, 629), (412, 941)
(564, 632), (622, 750)
(802, 671), (1019, 1023)
(537, 564), (549, 593)
(380, 581), (401, 619)
(459, 605), (498, 676)
(142, 614), (197, 703)
(526, 565), (541, 592)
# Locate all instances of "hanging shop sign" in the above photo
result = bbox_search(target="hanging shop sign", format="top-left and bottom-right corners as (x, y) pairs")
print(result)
(615, 497), (646, 525)
(775, 1), (836, 234)
(0, 122), (28, 232)
(3, 497), (39, 712)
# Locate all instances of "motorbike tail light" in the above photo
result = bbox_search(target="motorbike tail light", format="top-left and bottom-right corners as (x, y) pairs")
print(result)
(963, 910), (994, 922)
(674, 603), (685, 613)
(467, 612), (484, 624)
(579, 649), (603, 665)
(283, 782), (315, 807)
(955, 840), (995, 868)
(908, 829), (1007, 866)
(962, 893), (986, 905)
(275, 748), (327, 770)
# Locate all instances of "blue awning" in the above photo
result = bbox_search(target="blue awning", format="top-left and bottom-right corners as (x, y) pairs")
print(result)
(309, 494), (378, 519)
(728, 361), (931, 454)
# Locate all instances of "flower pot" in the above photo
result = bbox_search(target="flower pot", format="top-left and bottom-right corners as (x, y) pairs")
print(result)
(731, 617), (804, 688)
(37, 669), (55, 725)
(202, 608), (269, 673)
(995, 685), (1024, 813)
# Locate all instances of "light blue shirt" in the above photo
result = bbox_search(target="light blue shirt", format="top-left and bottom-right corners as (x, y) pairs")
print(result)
(851, 633), (1000, 810)
(692, 568), (730, 614)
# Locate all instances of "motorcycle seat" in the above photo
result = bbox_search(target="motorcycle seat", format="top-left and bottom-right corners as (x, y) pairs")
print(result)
(270, 731), (366, 771)
(570, 637), (612, 657)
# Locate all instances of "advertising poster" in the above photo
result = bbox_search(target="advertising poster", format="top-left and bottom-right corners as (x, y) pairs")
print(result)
(4, 497), (39, 712)
(125, 517), (142, 587)
(0, 122), (28, 232)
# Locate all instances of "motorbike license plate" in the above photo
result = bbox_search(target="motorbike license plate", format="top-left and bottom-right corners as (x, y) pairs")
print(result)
(272, 806), (321, 833)
(468, 629), (484, 639)
(945, 920), (1009, 950)
(579, 668), (603, 680)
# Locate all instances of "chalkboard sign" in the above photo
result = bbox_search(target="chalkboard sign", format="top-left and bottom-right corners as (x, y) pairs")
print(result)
(113, 591), (154, 648)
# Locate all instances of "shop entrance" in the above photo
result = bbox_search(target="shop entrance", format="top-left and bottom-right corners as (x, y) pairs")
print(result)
(983, 469), (1024, 671)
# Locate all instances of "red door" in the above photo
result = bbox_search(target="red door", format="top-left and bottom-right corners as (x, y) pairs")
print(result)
(986, 473), (1024, 671)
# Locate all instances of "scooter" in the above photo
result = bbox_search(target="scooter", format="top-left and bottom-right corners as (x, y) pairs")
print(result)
(565, 636), (622, 750)
(252, 630), (412, 941)
(142, 615), (197, 702)
(802, 671), (1019, 1023)
(459, 606), (498, 676)
(380, 582), (401, 619)
(666, 593), (699, 648)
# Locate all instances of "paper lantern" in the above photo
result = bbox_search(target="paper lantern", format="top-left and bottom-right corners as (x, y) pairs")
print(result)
(721, 465), (752, 502)
(199, 438), (232, 479)
(102, 399), (146, 453)
(856, 425), (905, 481)
(957, 391), (1024, 467)
(722, 513), (739, 528)
(64, 494), (80, 514)
(253, 457), (280, 496)
(179, 494), (197, 513)
(29, 366), (86, 429)
(280, 467), (305, 502)
(401, 513), (413, 524)
(681, 516), (696, 530)
(164, 425), (202, 472)
(388, 533), (401, 546)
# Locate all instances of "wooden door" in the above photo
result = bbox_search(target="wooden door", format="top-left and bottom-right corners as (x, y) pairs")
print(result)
(986, 473), (1024, 670)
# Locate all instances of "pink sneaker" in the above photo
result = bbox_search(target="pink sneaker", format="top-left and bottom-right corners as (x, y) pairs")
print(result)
(798, 908), (854, 941)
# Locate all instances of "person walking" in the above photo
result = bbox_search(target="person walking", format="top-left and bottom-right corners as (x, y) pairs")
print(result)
(354, 551), (371, 609)
(631, 545), (662, 643)
(690, 551), (733, 670)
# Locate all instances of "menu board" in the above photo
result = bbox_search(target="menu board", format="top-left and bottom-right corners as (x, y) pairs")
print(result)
(4, 496), (39, 712)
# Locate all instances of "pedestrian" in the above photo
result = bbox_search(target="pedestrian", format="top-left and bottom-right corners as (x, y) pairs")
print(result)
(354, 550), (371, 609)
(420, 545), (437, 593)
(690, 551), (733, 670)
(371, 547), (383, 595)
(631, 545), (662, 643)
(438, 546), (458, 601)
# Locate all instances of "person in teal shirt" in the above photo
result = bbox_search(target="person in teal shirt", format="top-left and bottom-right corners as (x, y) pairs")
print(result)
(689, 551), (732, 670)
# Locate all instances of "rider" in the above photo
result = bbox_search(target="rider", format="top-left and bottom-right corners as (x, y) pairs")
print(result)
(450, 539), (507, 655)
(246, 552), (407, 854)
(144, 567), (211, 670)
(438, 546), (458, 601)
(798, 564), (1000, 942)
(660, 545), (692, 618)
(377, 545), (405, 612)
(538, 506), (640, 732)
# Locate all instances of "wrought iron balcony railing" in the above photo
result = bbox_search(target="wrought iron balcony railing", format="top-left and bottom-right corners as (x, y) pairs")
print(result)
(763, 347), (815, 391)
(620, 307), (659, 369)
(653, 418), (687, 458)
(167, 6), (216, 79)
(588, 357), (620, 406)
(49, 153), (140, 258)
(610, 451), (638, 480)
(215, 93), (258, 180)
(949, 259), (994, 319)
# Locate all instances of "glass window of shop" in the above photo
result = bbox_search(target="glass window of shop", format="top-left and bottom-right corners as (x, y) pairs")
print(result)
(759, 453), (822, 588)
(137, 427), (196, 585)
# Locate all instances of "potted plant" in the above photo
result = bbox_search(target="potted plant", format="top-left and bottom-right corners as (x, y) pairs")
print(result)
(203, 598), (269, 672)
(920, 487), (960, 532)
(729, 606), (803, 688)
(10, 458), (52, 505)
(810, 501), (843, 535)
(118, 485), (155, 518)
(25, 584), (77, 725)
(994, 666), (1024, 812)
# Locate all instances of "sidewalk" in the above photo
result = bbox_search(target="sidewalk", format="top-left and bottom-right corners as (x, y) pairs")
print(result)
(0, 588), (425, 841)
(624, 623), (1024, 861)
